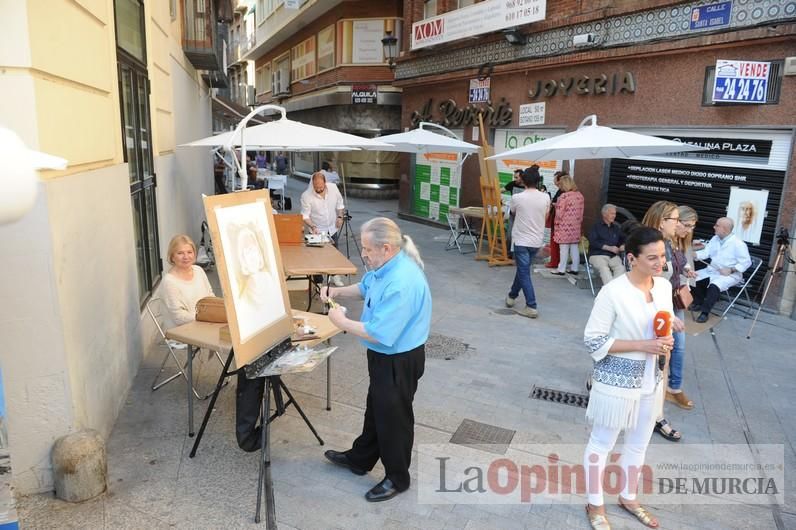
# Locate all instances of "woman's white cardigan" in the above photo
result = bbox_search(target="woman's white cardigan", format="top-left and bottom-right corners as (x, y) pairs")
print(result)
(583, 274), (673, 430)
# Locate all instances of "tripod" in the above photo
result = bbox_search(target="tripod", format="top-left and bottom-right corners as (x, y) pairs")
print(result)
(746, 228), (795, 339)
(336, 163), (368, 271)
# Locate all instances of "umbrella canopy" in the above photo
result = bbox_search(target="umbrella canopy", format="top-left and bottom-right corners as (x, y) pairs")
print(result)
(487, 115), (706, 161)
(179, 104), (393, 190)
(375, 122), (480, 154)
(179, 112), (391, 151)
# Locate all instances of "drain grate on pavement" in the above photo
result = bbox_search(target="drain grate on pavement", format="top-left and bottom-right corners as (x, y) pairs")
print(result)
(530, 386), (590, 409)
(425, 333), (471, 360)
(450, 419), (515, 455)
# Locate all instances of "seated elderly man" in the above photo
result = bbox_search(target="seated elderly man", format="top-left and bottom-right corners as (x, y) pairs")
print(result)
(587, 204), (625, 286)
(692, 216), (752, 323)
(301, 171), (346, 286)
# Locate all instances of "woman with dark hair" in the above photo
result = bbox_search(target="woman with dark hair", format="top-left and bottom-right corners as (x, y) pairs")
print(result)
(583, 226), (680, 529)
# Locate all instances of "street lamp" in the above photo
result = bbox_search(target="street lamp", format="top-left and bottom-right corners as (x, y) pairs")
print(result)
(381, 31), (398, 69)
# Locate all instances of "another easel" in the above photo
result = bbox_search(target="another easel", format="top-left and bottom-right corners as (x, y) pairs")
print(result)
(475, 115), (513, 266)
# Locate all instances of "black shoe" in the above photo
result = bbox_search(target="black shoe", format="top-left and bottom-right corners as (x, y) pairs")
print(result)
(654, 419), (682, 442)
(324, 450), (366, 476)
(567, 270), (579, 276)
(695, 312), (709, 323)
(365, 478), (404, 502)
(550, 272), (565, 276)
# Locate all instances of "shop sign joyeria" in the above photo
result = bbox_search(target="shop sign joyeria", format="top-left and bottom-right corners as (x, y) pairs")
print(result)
(528, 72), (636, 99)
(411, 98), (513, 128)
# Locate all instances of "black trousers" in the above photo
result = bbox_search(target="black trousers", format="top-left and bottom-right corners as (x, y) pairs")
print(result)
(345, 345), (425, 491)
(235, 371), (265, 452)
(693, 278), (721, 313)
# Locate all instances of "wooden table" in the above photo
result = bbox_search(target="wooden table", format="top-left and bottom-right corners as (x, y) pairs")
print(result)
(280, 243), (358, 311)
(165, 310), (339, 437)
(279, 243), (358, 276)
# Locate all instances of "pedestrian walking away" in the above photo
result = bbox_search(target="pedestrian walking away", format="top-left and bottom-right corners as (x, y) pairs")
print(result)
(506, 166), (550, 319)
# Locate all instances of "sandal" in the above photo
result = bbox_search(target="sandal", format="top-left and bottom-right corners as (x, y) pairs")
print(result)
(654, 419), (681, 442)
(618, 498), (659, 528)
(666, 390), (694, 410)
(585, 505), (611, 530)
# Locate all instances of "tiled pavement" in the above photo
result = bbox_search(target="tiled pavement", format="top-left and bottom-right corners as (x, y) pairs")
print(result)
(18, 178), (796, 529)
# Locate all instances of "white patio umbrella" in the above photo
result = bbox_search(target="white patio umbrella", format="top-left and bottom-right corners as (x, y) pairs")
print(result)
(375, 122), (480, 154)
(487, 115), (707, 163)
(180, 105), (393, 189)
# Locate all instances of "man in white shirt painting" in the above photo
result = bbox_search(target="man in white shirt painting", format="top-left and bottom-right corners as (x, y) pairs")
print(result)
(301, 171), (346, 286)
(692, 217), (752, 322)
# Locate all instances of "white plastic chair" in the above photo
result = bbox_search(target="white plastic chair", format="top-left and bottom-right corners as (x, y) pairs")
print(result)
(268, 174), (288, 210)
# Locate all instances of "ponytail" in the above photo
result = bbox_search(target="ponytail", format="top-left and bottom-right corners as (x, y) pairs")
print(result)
(361, 217), (424, 269)
(401, 234), (424, 270)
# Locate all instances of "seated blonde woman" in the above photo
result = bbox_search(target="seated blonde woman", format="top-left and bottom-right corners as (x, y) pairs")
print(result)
(161, 234), (214, 327)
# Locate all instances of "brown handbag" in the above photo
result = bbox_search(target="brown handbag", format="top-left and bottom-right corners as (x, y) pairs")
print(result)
(195, 296), (227, 323)
(673, 285), (693, 311)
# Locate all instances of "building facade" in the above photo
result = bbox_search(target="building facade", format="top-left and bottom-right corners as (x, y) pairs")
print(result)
(243, 0), (404, 195)
(395, 0), (796, 315)
(0, 0), (226, 493)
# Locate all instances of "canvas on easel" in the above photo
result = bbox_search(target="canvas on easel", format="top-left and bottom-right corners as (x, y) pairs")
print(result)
(203, 190), (294, 368)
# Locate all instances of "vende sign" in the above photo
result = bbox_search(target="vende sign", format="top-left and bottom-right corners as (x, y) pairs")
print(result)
(712, 59), (771, 104)
(412, 0), (546, 50)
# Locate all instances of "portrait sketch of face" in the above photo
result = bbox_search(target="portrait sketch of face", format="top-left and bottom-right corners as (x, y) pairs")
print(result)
(216, 202), (287, 342)
(726, 187), (768, 246)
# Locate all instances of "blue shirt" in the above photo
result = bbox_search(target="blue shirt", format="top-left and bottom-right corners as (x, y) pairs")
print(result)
(357, 250), (432, 354)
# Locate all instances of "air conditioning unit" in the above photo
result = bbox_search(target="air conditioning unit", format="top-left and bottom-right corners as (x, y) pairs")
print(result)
(784, 56), (796, 76)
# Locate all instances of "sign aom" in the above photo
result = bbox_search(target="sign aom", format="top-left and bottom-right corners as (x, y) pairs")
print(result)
(413, 19), (444, 44)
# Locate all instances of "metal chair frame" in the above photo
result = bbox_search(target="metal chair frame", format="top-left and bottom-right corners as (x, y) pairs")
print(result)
(714, 255), (764, 319)
(579, 236), (596, 296)
(445, 212), (478, 254)
(146, 298), (226, 400)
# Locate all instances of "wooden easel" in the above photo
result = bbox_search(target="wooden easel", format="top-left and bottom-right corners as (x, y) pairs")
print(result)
(475, 115), (513, 266)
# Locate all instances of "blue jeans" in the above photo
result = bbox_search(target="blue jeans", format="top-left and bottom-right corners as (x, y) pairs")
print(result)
(668, 308), (685, 390)
(508, 246), (539, 308)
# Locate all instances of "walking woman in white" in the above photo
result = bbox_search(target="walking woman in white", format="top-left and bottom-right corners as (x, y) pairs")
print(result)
(583, 226), (683, 529)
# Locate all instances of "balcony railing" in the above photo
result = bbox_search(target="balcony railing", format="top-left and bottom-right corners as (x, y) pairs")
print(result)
(182, 0), (222, 71)
(241, 33), (256, 55)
